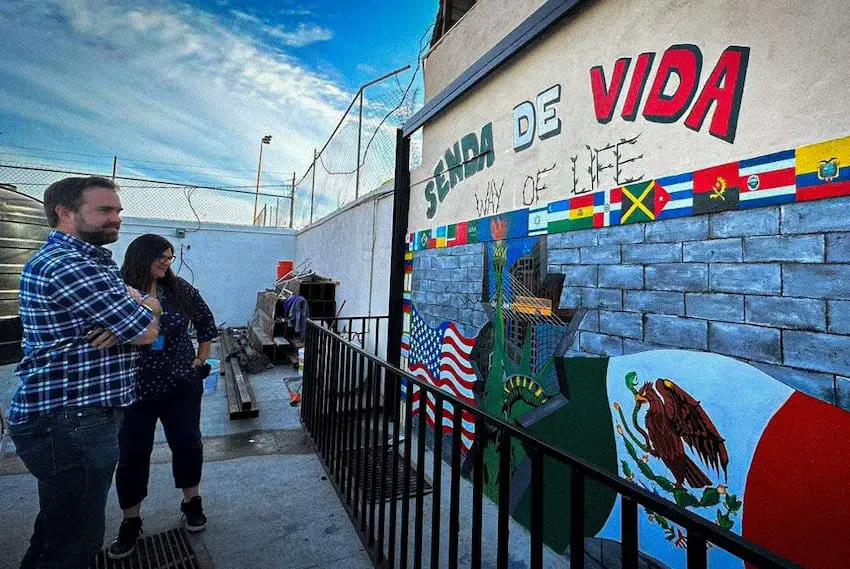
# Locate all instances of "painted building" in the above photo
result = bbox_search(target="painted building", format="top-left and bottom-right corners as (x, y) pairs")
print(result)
(398, 1), (850, 568)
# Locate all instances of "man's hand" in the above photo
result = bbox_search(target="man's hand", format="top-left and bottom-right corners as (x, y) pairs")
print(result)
(86, 328), (120, 350)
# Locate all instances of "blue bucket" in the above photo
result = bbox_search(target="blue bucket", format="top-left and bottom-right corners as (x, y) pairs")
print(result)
(203, 359), (221, 395)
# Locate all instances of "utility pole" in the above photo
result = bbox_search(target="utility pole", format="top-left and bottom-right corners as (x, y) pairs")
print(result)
(253, 135), (272, 224)
(111, 156), (118, 181)
(355, 90), (363, 200)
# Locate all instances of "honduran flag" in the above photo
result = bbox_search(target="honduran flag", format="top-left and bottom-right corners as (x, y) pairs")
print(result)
(739, 149), (797, 208)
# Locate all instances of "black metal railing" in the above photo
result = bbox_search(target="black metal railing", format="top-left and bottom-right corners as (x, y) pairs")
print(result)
(301, 321), (801, 569)
(317, 315), (389, 359)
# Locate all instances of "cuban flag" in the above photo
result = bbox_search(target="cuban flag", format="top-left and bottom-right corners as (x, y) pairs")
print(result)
(656, 172), (694, 219)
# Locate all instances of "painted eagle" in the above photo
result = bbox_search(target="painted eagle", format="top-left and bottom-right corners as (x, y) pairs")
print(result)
(635, 379), (729, 488)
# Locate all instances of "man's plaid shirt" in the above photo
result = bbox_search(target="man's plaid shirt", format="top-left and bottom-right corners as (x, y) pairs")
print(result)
(8, 230), (154, 425)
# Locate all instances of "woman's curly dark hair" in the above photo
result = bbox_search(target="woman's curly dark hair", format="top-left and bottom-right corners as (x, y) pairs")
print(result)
(120, 234), (194, 316)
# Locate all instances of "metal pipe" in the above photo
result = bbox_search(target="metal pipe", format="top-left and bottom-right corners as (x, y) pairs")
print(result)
(289, 171), (296, 228)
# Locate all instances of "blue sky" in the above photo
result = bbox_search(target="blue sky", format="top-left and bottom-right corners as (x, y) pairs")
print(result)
(0, 0), (437, 222)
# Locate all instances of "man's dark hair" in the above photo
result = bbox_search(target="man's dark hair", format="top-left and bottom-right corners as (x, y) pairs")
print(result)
(42, 176), (118, 227)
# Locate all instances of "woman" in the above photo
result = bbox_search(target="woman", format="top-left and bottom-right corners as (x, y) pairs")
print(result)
(108, 234), (218, 560)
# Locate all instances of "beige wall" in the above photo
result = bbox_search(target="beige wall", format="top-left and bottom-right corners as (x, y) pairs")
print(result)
(410, 0), (850, 232)
(424, 0), (546, 101)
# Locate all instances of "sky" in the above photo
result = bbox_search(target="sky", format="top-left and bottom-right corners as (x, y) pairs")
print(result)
(0, 0), (437, 224)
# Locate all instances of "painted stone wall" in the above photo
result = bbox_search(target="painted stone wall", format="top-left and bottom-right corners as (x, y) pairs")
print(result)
(402, 1), (850, 567)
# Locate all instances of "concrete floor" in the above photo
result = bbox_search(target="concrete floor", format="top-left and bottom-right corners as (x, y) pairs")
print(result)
(0, 349), (373, 569)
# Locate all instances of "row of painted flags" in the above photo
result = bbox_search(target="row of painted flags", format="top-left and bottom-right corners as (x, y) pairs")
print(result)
(408, 134), (850, 250)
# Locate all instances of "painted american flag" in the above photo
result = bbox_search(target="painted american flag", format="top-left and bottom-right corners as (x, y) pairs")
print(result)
(405, 310), (477, 453)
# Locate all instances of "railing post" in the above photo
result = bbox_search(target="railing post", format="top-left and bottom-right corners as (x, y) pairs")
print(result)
(621, 497), (639, 569)
(369, 361), (382, 546)
(399, 384), (414, 569)
(531, 449), (545, 569)
(447, 407), (463, 569)
(570, 465), (586, 569)
(497, 434), (511, 569)
(388, 371), (402, 569)
(688, 530), (708, 569)
(377, 366), (390, 564)
(429, 397), (444, 569)
(471, 418), (484, 569)
(413, 388), (427, 569)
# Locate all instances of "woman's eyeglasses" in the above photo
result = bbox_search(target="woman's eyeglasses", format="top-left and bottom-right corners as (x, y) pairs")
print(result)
(156, 255), (176, 265)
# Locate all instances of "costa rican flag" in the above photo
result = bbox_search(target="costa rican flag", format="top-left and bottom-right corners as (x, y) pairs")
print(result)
(404, 310), (477, 452)
(739, 149), (797, 208)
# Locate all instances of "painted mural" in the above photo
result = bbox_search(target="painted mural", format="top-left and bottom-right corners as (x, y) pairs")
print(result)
(401, 220), (850, 569)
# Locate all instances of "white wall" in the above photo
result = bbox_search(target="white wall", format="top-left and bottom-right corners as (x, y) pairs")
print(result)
(424, 0), (546, 100)
(295, 181), (394, 319)
(109, 217), (296, 328)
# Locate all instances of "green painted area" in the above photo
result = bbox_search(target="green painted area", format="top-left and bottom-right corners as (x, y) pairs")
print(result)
(512, 357), (619, 553)
(473, 233), (618, 553)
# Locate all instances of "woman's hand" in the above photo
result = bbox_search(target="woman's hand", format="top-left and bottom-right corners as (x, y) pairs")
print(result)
(127, 286), (144, 303)
(86, 328), (120, 349)
(191, 357), (204, 367)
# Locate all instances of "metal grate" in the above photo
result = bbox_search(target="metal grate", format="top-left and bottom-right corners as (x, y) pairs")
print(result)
(342, 446), (432, 502)
(91, 528), (201, 569)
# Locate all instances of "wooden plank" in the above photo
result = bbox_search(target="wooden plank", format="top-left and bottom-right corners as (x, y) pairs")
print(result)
(223, 359), (242, 419)
(256, 291), (277, 318)
(230, 355), (253, 411)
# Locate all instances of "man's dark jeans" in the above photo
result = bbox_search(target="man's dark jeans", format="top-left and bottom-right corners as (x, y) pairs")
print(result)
(10, 407), (123, 569)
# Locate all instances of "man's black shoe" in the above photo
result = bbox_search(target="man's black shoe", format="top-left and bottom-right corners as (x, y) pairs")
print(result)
(107, 517), (143, 560)
(180, 496), (207, 532)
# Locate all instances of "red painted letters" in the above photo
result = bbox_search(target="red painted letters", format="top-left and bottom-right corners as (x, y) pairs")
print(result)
(590, 45), (750, 143)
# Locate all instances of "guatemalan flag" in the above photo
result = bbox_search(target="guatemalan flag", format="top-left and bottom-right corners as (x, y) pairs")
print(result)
(404, 310), (477, 453)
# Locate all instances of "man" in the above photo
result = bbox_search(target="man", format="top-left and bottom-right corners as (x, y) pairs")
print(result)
(7, 177), (162, 569)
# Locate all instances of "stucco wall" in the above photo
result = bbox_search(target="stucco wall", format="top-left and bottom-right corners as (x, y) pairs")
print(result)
(109, 217), (296, 328)
(295, 182), (394, 319)
(424, 0), (546, 101)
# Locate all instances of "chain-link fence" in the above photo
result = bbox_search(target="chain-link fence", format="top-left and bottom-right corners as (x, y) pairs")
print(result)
(0, 63), (421, 230)
(0, 162), (294, 228)
(291, 65), (419, 228)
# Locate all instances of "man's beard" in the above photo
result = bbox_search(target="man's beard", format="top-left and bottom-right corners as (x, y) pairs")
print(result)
(74, 216), (120, 245)
(77, 228), (118, 245)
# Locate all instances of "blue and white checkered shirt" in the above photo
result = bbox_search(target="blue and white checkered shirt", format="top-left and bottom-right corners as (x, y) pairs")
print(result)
(8, 230), (154, 425)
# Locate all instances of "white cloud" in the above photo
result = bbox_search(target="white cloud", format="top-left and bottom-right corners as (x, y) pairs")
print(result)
(0, 0), (353, 224)
(262, 23), (334, 47)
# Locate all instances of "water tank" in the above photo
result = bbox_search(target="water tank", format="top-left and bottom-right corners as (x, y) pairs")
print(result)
(0, 185), (50, 364)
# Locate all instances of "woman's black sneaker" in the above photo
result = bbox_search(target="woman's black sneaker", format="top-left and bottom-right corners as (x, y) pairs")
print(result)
(180, 496), (207, 532)
(108, 517), (143, 560)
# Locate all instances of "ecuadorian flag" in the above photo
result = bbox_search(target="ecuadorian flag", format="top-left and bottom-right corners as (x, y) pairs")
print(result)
(796, 135), (850, 201)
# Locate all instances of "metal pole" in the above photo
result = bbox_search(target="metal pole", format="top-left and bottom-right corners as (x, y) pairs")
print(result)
(355, 89), (363, 200)
(310, 148), (317, 225)
(111, 156), (118, 180)
(289, 171), (295, 229)
(386, 128), (410, 410)
(275, 197), (280, 227)
(253, 139), (265, 224)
